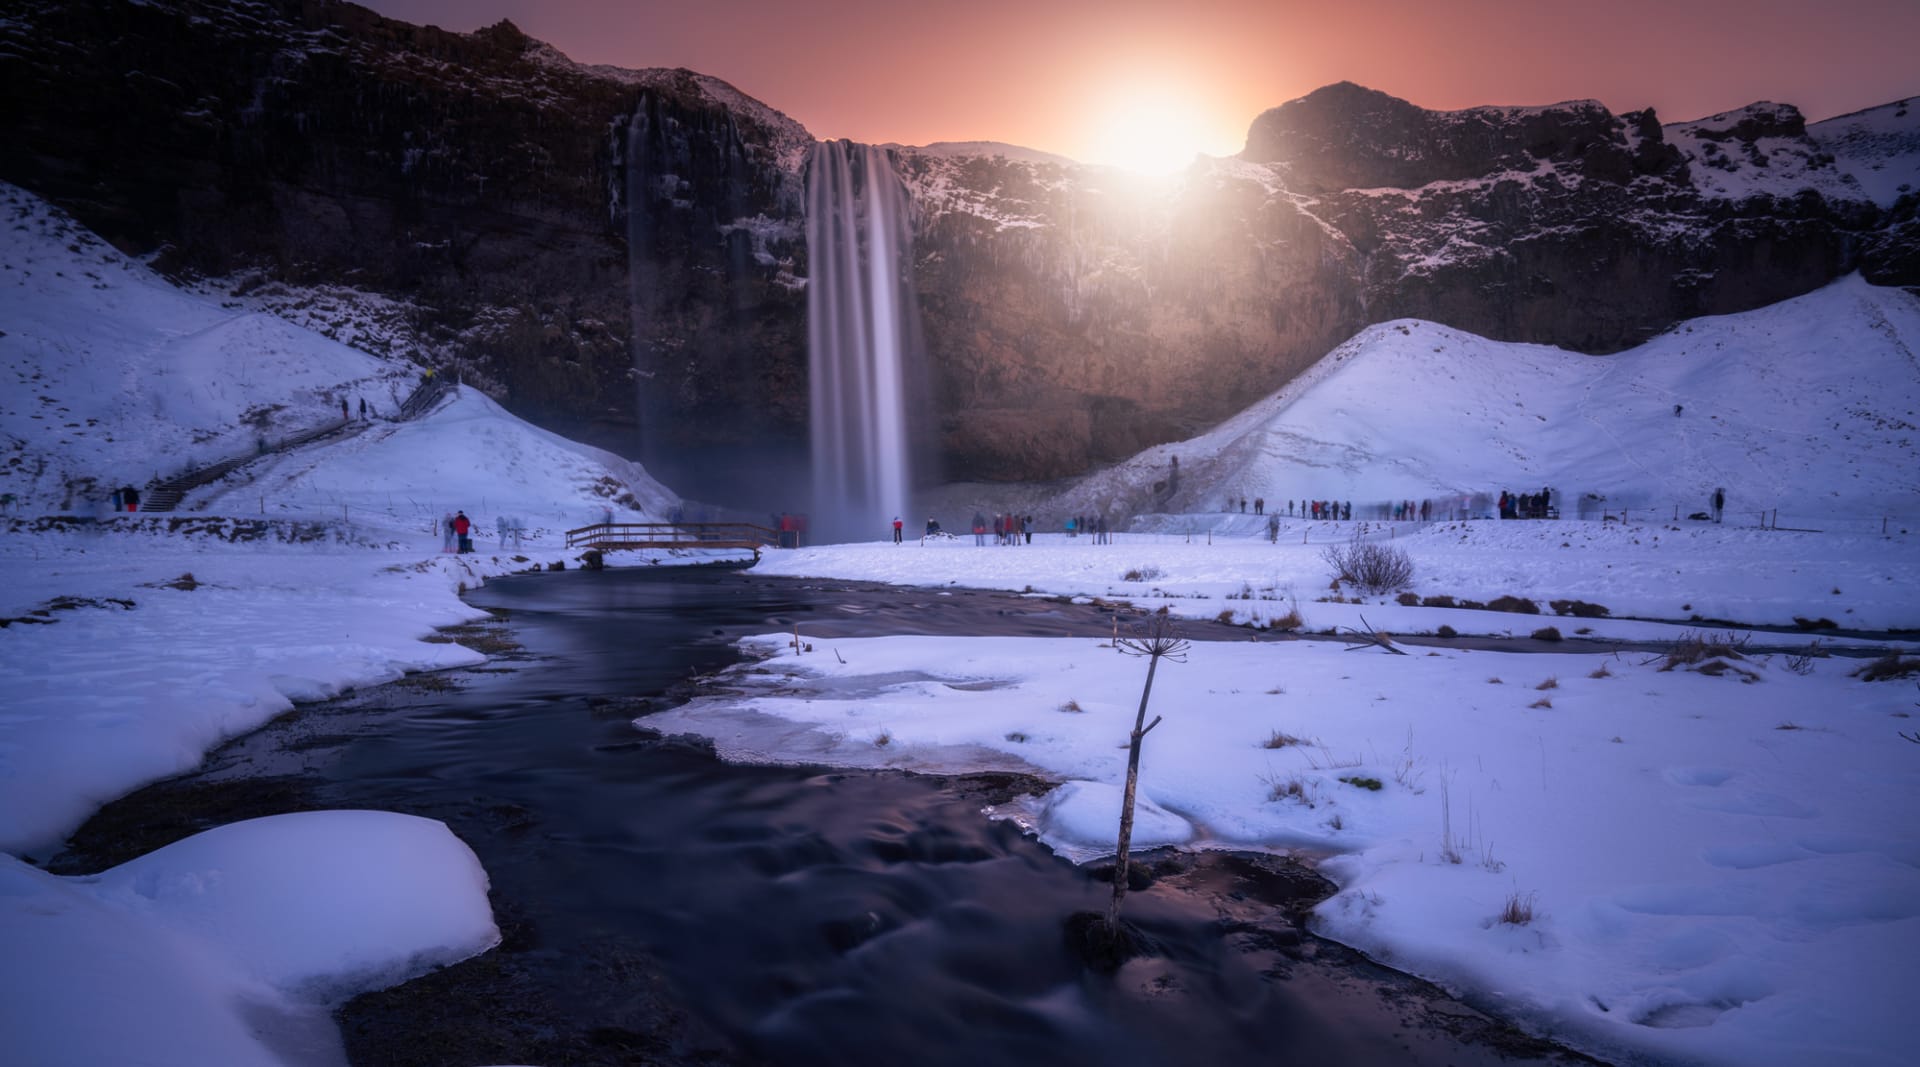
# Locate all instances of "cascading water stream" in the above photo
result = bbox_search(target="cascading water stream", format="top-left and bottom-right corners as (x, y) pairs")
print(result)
(805, 142), (922, 543)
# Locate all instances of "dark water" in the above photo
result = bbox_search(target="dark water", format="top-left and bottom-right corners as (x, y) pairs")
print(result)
(58, 567), (1596, 1067)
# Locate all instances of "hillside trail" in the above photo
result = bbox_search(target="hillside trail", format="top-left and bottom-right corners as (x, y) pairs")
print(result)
(186, 417), (399, 514)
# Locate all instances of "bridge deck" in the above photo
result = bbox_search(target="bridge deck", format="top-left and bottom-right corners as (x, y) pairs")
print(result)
(564, 522), (781, 555)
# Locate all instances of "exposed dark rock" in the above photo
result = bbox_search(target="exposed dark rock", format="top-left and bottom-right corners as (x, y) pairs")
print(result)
(3, 1), (1914, 491)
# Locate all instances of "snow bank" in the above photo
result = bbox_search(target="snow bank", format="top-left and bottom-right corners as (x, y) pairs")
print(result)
(1, 811), (498, 1067)
(647, 621), (1920, 1067)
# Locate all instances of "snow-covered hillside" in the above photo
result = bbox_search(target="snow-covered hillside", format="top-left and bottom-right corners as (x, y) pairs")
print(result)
(1812, 98), (1920, 209)
(0, 182), (675, 530)
(1664, 98), (1920, 208)
(1048, 275), (1920, 531)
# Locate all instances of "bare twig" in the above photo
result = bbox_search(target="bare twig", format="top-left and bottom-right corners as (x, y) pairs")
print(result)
(1106, 615), (1189, 934)
(1340, 614), (1408, 655)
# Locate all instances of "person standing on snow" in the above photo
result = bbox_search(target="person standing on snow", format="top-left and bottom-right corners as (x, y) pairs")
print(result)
(441, 512), (457, 553)
(453, 510), (472, 553)
(1712, 487), (1725, 524)
(892, 516), (903, 544)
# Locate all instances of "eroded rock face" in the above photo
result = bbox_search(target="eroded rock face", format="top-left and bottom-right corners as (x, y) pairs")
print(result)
(3, 2), (1914, 490)
(0, 0), (812, 495)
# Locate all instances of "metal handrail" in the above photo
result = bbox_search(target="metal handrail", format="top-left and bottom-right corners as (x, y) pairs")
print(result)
(564, 521), (780, 549)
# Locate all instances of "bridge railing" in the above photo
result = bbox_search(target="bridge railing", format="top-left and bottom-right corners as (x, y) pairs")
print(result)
(564, 522), (781, 550)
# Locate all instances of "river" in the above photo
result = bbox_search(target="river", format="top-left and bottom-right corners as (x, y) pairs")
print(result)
(51, 566), (1601, 1067)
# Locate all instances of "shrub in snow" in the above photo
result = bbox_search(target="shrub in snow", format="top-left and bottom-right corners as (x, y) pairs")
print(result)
(1320, 537), (1414, 593)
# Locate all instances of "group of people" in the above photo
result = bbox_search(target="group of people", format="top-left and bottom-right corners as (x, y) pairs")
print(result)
(1064, 514), (1112, 543)
(925, 512), (1116, 545)
(441, 510), (527, 552)
(1497, 488), (1555, 520)
(1225, 497), (1271, 514)
(108, 485), (141, 512)
(969, 512), (1035, 546)
(442, 511), (473, 553)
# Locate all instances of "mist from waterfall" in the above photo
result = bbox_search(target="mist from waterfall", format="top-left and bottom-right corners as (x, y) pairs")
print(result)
(805, 141), (924, 544)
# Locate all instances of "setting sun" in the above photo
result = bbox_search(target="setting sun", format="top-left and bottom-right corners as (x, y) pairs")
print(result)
(1079, 84), (1244, 175)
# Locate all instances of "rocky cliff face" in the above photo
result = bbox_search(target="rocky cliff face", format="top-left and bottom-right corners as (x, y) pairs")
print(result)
(0, 0), (812, 497)
(4, 5), (1915, 493)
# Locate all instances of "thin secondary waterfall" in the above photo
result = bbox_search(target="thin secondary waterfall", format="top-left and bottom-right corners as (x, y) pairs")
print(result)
(806, 141), (921, 543)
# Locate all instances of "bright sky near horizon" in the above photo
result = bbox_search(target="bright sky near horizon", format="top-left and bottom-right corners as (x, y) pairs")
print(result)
(358, 0), (1919, 173)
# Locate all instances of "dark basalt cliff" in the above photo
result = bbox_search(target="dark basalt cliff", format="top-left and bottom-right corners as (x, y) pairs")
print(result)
(3, 4), (1915, 493)
(0, 0), (811, 496)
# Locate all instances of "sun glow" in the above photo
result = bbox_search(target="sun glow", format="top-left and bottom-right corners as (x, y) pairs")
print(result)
(1081, 84), (1238, 176)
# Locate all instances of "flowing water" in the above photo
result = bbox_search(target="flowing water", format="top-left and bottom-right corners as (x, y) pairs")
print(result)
(806, 142), (924, 543)
(53, 568), (1598, 1067)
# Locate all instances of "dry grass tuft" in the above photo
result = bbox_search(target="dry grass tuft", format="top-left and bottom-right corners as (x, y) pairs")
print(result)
(1535, 676), (1559, 690)
(1852, 653), (1920, 682)
(1658, 630), (1750, 670)
(1058, 699), (1085, 713)
(1486, 595), (1540, 615)
(1262, 729), (1309, 749)
(1499, 891), (1537, 926)
(1549, 599), (1611, 618)
(1529, 697), (1553, 709)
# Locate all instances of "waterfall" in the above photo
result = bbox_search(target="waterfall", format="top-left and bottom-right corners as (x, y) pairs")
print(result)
(805, 141), (923, 544)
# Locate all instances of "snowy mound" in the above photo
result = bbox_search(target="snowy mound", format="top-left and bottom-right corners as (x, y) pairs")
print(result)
(193, 386), (678, 535)
(1065, 275), (1920, 526)
(1, 811), (497, 1066)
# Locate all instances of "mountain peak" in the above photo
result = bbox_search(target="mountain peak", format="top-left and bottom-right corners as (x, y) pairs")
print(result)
(1241, 83), (1657, 191)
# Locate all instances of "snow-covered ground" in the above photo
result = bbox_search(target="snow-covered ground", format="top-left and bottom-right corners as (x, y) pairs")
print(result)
(2, 183), (689, 1066)
(3, 179), (1918, 1066)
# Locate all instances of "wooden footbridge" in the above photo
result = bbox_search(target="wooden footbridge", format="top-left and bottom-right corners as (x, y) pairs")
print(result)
(564, 521), (784, 558)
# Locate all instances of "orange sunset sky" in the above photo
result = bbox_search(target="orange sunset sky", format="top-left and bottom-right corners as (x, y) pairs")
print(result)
(361, 0), (1918, 173)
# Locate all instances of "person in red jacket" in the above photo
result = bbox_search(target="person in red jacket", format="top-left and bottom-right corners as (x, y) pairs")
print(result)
(453, 510), (472, 553)
(891, 516), (903, 544)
